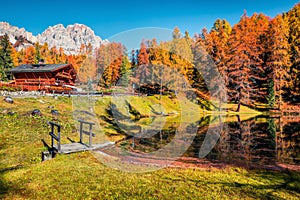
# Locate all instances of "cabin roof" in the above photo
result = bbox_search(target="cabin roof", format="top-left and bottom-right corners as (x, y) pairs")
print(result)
(10, 64), (71, 73)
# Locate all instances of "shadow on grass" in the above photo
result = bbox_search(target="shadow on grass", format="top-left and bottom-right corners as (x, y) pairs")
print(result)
(100, 115), (126, 134)
(0, 165), (31, 198)
(253, 170), (300, 194)
(41, 139), (51, 151)
(232, 171), (300, 199)
(176, 170), (300, 199)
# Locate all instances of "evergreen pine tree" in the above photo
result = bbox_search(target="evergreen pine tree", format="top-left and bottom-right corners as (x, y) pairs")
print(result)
(119, 56), (131, 87)
(0, 34), (14, 81)
(266, 79), (275, 108)
(34, 42), (42, 64)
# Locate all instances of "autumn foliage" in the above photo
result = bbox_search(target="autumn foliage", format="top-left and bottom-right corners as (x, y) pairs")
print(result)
(1, 3), (300, 110)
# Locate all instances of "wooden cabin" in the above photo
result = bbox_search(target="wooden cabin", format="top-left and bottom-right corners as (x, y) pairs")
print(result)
(10, 63), (77, 92)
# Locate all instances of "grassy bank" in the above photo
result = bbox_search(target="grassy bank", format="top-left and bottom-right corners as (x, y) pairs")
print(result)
(1, 152), (300, 200)
(1, 96), (299, 199)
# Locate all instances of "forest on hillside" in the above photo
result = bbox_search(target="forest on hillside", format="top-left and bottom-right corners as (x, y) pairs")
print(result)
(0, 3), (300, 111)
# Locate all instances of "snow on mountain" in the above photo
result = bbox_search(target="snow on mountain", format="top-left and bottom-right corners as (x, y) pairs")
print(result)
(0, 22), (37, 50)
(0, 22), (108, 55)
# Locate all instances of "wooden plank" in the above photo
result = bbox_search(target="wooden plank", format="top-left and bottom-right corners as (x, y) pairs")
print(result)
(56, 142), (115, 154)
(59, 143), (90, 154)
(49, 121), (61, 127)
(78, 120), (95, 125)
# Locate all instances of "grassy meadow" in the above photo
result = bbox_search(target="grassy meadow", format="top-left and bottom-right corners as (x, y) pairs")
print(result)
(0, 96), (299, 199)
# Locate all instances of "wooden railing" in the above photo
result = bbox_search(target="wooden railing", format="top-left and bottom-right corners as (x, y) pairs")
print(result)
(78, 119), (95, 147)
(49, 122), (61, 152)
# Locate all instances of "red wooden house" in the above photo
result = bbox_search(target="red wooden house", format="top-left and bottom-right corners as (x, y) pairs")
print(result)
(9, 63), (77, 92)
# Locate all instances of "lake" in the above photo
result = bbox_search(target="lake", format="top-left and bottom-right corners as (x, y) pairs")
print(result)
(112, 115), (300, 169)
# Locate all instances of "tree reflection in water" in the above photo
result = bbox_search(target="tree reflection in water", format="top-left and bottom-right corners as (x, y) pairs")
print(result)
(118, 115), (300, 168)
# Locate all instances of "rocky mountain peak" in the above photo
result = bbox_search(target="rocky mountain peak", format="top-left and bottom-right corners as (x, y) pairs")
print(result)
(37, 23), (106, 54)
(0, 21), (37, 50)
(0, 22), (108, 55)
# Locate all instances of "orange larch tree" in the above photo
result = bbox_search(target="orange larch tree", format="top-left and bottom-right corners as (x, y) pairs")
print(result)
(97, 42), (125, 87)
(264, 15), (291, 109)
(23, 46), (36, 64)
(227, 12), (269, 111)
(202, 19), (231, 86)
(287, 3), (300, 100)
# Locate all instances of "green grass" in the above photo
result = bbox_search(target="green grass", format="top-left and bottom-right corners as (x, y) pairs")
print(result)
(1, 96), (299, 199)
(1, 153), (300, 199)
(225, 103), (262, 114)
(93, 94), (202, 137)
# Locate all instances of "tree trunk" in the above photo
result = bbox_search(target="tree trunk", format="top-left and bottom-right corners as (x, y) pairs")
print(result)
(278, 72), (282, 111)
(236, 101), (241, 112)
(236, 90), (241, 112)
(278, 94), (282, 111)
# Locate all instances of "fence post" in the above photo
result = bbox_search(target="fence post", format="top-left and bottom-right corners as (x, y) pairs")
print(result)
(49, 122), (61, 153)
(89, 124), (93, 147)
(78, 120), (95, 148)
(51, 123), (54, 149)
(57, 125), (61, 152)
(79, 121), (83, 143)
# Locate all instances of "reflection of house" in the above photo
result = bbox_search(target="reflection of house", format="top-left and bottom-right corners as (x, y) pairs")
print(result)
(10, 63), (77, 92)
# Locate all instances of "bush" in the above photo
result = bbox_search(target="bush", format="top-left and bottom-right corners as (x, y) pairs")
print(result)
(0, 85), (21, 92)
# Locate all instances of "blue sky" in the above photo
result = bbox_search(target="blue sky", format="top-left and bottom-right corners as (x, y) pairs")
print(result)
(0, 0), (298, 40)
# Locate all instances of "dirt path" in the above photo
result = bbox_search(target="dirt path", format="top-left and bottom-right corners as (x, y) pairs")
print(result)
(95, 146), (300, 171)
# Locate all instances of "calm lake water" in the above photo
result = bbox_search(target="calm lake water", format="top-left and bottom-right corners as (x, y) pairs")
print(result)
(117, 115), (300, 168)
